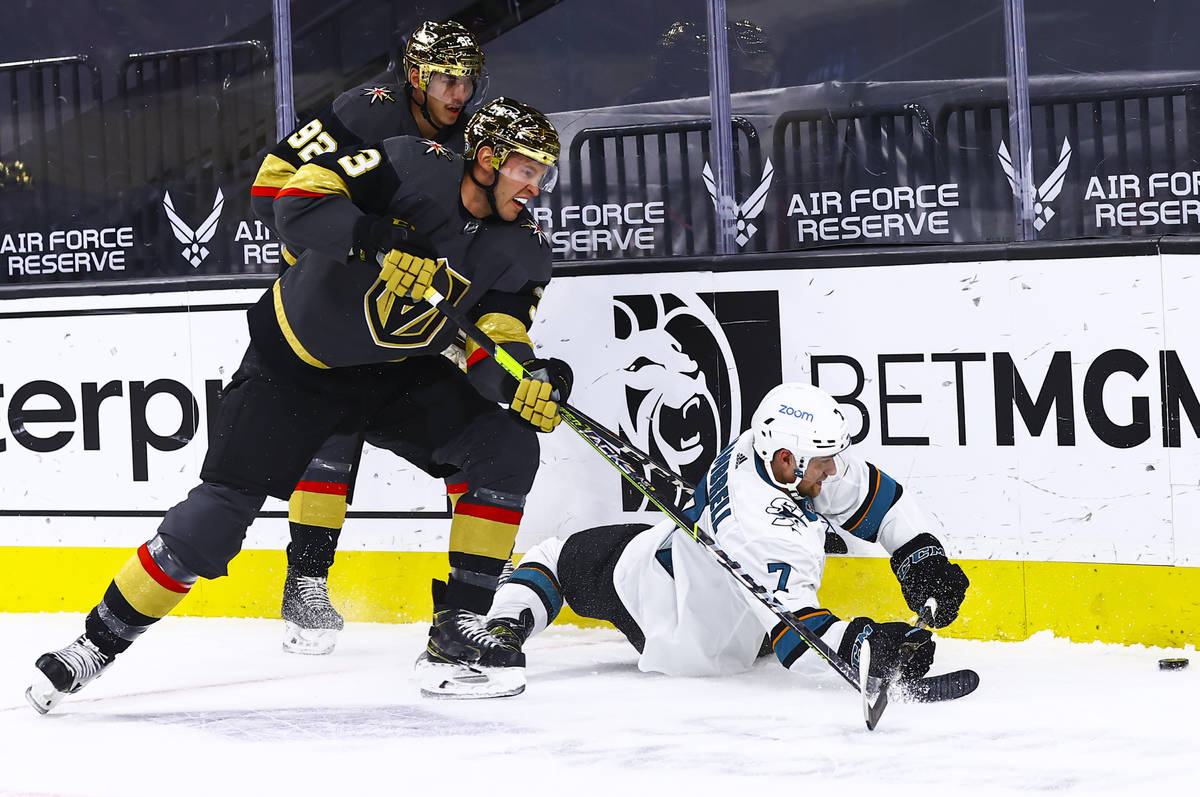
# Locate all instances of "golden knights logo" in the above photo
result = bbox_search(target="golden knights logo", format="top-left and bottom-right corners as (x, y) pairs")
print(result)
(362, 86), (395, 104)
(522, 219), (548, 247)
(364, 261), (471, 349)
(422, 139), (454, 160)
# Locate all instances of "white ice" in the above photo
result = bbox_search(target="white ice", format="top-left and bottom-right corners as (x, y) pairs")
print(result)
(0, 613), (1195, 797)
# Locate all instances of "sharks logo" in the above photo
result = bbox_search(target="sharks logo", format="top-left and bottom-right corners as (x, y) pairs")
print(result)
(702, 158), (774, 247)
(998, 138), (1072, 231)
(163, 189), (223, 268)
(611, 291), (782, 510)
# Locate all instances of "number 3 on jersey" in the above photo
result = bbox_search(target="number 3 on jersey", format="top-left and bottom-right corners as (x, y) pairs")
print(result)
(338, 148), (381, 176)
(767, 562), (793, 592)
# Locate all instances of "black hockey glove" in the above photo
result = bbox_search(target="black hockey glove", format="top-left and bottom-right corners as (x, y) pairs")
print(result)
(351, 214), (437, 264)
(838, 617), (934, 681)
(523, 357), (573, 402)
(890, 532), (969, 628)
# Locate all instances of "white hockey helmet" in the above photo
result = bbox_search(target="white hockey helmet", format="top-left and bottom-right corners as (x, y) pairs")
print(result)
(751, 383), (851, 489)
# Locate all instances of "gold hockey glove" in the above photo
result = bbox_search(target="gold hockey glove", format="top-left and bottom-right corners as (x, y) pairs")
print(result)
(379, 249), (441, 302)
(510, 377), (561, 433)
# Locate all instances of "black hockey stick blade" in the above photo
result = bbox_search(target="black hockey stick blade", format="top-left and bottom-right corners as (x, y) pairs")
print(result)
(859, 638), (890, 731)
(897, 669), (980, 703)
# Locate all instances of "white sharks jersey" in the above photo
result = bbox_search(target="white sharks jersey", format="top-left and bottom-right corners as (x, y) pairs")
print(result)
(611, 430), (935, 677)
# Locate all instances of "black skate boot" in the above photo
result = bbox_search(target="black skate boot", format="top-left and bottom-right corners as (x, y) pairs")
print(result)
(486, 609), (536, 654)
(415, 580), (525, 699)
(281, 567), (344, 655)
(26, 634), (115, 714)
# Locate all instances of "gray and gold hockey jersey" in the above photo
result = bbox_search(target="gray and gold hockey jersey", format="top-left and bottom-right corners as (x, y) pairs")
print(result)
(247, 135), (551, 401)
(250, 79), (469, 237)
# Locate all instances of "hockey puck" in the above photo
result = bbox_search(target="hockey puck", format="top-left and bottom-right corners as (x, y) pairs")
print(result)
(1158, 657), (1189, 671)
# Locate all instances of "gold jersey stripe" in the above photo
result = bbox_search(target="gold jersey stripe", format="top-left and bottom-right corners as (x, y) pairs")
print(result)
(288, 489), (349, 529)
(448, 513), (520, 560)
(465, 312), (531, 359)
(113, 552), (190, 618)
(273, 279), (329, 369)
(254, 153), (298, 190)
(285, 163), (351, 197)
(281, 245), (298, 266)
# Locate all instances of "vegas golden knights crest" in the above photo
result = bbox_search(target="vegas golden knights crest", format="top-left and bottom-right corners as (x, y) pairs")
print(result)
(364, 260), (471, 349)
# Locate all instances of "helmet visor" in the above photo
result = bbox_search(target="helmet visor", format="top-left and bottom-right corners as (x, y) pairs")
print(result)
(499, 152), (559, 193)
(425, 70), (488, 112)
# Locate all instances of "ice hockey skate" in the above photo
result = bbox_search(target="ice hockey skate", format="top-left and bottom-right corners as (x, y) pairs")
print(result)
(486, 608), (535, 652)
(415, 581), (526, 699)
(281, 568), (344, 655)
(25, 634), (115, 714)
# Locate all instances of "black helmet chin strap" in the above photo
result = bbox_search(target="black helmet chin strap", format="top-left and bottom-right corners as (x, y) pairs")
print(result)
(405, 83), (445, 133)
(466, 161), (502, 218)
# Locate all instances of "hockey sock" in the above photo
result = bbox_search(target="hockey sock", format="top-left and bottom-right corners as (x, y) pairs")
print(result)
(492, 562), (563, 634)
(771, 608), (839, 669)
(444, 490), (523, 614)
(444, 476), (468, 510)
(286, 525), (341, 577)
(88, 535), (198, 657)
(287, 477), (349, 576)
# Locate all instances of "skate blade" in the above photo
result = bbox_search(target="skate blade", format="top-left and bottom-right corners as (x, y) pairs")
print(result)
(414, 659), (525, 700)
(282, 622), (338, 655)
(25, 669), (64, 715)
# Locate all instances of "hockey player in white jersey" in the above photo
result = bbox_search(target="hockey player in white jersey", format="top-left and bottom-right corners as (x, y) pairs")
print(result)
(486, 382), (970, 684)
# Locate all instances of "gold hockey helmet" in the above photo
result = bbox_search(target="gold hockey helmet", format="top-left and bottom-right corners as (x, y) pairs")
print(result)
(464, 97), (560, 191)
(404, 21), (485, 89)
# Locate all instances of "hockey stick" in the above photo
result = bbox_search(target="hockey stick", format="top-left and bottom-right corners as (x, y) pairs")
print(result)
(860, 599), (937, 728)
(415, 282), (890, 727)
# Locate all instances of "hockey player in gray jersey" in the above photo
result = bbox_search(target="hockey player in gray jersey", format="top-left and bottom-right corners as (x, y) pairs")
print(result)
(26, 97), (568, 712)
(250, 20), (487, 655)
(252, 20), (485, 228)
(486, 383), (970, 686)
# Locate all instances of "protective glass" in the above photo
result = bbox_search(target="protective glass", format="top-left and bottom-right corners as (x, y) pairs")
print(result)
(425, 70), (489, 112)
(499, 152), (559, 193)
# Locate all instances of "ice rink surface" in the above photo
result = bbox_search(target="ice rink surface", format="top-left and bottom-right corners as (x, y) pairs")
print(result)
(0, 613), (1195, 797)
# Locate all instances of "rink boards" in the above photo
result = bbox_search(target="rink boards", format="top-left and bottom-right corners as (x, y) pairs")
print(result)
(2, 250), (1199, 645)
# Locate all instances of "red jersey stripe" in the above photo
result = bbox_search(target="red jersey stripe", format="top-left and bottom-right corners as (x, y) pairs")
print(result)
(137, 544), (191, 594)
(294, 481), (350, 496)
(276, 187), (331, 199)
(455, 501), (523, 526)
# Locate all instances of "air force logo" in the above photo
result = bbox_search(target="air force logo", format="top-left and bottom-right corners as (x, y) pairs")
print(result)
(998, 138), (1072, 231)
(163, 189), (223, 268)
(702, 158), (774, 247)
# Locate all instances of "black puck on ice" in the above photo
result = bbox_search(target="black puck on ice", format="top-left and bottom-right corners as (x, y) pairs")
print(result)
(1158, 658), (1189, 671)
